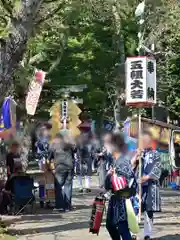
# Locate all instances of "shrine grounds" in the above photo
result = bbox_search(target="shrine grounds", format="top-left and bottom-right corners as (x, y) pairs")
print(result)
(2, 176), (180, 240)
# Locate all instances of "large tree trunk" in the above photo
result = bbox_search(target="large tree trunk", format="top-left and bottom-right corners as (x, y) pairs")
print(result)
(0, 0), (43, 101)
(0, 0), (44, 180)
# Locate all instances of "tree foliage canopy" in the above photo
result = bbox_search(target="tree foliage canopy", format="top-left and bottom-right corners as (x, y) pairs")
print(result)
(1, 0), (180, 124)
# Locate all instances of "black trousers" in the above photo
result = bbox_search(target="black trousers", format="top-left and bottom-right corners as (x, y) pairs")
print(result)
(106, 220), (132, 240)
(159, 169), (169, 186)
(54, 170), (73, 210)
(146, 211), (153, 219)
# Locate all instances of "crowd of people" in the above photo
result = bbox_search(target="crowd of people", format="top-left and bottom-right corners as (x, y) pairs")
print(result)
(0, 127), (164, 240)
(34, 128), (162, 240)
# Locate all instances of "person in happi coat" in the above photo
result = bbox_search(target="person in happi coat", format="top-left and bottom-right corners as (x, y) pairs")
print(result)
(104, 133), (137, 240)
(97, 133), (113, 188)
(35, 127), (50, 170)
(76, 135), (92, 192)
(89, 133), (101, 172)
(132, 131), (161, 240)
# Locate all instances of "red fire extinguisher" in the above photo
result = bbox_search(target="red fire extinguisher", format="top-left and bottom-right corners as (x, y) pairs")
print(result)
(89, 195), (106, 235)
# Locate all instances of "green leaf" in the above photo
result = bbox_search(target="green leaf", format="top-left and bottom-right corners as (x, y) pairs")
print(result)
(0, 28), (9, 38)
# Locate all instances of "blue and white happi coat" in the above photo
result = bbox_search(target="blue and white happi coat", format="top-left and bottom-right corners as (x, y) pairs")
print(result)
(105, 154), (137, 225)
(35, 137), (50, 161)
(137, 148), (162, 213)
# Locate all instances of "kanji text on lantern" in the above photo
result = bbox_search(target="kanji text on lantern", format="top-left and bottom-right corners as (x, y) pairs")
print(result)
(130, 60), (143, 99)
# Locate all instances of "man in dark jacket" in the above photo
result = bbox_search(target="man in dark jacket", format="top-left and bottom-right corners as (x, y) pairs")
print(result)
(50, 133), (74, 211)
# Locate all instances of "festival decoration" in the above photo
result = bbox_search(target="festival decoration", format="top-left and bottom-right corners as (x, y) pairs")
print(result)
(35, 71), (44, 82)
(0, 97), (17, 139)
(68, 100), (82, 136)
(49, 101), (62, 139)
(125, 56), (156, 223)
(26, 70), (46, 115)
(49, 99), (82, 138)
(61, 99), (68, 129)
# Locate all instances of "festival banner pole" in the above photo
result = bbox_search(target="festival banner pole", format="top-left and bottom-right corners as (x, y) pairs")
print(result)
(138, 108), (142, 223)
(135, 0), (146, 223)
(126, 56), (156, 224)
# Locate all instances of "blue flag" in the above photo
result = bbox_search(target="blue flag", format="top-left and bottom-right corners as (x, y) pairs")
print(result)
(2, 98), (12, 129)
(0, 97), (16, 131)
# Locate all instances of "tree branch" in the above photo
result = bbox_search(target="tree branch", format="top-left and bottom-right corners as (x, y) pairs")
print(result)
(36, 0), (66, 25)
(48, 32), (69, 74)
(29, 52), (46, 64)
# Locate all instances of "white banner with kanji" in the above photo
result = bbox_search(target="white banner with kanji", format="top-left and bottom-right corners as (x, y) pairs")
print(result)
(26, 70), (46, 115)
(125, 56), (156, 106)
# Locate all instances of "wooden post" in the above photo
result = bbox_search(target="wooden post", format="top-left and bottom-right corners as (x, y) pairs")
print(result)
(138, 109), (142, 223)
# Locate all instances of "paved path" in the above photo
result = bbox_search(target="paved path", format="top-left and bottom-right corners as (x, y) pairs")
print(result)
(7, 177), (180, 240)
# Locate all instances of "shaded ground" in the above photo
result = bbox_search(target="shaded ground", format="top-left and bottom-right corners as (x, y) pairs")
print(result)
(5, 177), (180, 240)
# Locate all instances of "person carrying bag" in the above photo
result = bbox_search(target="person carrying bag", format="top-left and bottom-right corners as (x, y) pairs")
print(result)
(104, 133), (139, 240)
